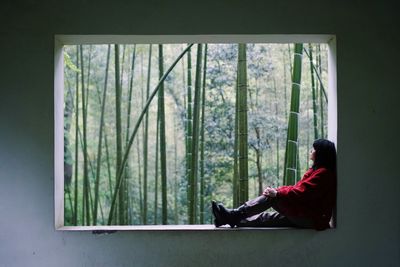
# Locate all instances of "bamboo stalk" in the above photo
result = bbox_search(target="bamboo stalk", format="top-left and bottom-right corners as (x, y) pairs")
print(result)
(73, 45), (79, 225)
(186, 46), (193, 223)
(189, 44), (203, 224)
(92, 77), (114, 218)
(64, 85), (73, 192)
(273, 79), (280, 185)
(158, 44), (168, 225)
(80, 45), (90, 225)
(84, 45), (92, 113)
(173, 114), (179, 224)
(120, 45), (126, 93)
(154, 116), (159, 224)
(137, 133), (143, 223)
(125, 45), (137, 146)
(199, 44), (207, 224)
(284, 43), (303, 185)
(125, 45), (137, 223)
(114, 44), (124, 225)
(238, 43), (248, 204)
(107, 44), (195, 225)
(317, 45), (325, 138)
(104, 131), (113, 200)
(233, 69), (239, 207)
(303, 48), (328, 103)
(248, 64), (263, 196)
(93, 45), (110, 225)
(283, 47), (288, 120)
(77, 128), (96, 222)
(308, 44), (319, 140)
(143, 45), (152, 224)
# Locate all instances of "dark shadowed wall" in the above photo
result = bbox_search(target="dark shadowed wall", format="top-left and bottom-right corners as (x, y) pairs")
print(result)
(0, 0), (399, 266)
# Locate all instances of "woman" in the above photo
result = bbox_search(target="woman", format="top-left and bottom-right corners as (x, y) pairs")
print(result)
(212, 139), (337, 230)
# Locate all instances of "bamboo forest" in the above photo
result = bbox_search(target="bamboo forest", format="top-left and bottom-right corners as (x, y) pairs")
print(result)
(63, 43), (328, 226)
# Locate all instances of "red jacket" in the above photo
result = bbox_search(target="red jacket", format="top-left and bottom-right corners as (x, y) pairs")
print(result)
(276, 167), (336, 230)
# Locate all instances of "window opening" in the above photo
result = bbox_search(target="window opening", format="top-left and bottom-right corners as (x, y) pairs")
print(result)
(55, 36), (336, 229)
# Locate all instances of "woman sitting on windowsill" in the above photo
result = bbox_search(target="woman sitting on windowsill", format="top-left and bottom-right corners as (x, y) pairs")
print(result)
(212, 138), (337, 231)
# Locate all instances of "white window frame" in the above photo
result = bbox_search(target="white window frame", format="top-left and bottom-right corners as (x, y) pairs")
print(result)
(54, 35), (337, 231)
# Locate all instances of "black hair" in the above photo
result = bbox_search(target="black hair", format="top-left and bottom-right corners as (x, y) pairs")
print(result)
(312, 139), (337, 172)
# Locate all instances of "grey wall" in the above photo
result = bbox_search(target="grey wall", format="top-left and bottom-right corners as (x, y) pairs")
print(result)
(1, 0), (399, 266)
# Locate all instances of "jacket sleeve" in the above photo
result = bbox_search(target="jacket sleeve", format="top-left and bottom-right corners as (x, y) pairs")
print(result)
(277, 168), (331, 202)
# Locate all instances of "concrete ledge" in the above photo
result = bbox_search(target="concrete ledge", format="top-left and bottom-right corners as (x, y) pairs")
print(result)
(58, 224), (304, 231)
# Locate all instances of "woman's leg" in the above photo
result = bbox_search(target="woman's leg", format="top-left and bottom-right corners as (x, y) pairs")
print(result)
(272, 204), (315, 228)
(213, 195), (276, 227)
(242, 195), (277, 216)
(213, 195), (315, 228)
(236, 211), (296, 227)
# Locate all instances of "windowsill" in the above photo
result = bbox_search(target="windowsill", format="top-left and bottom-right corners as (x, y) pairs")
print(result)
(57, 224), (318, 232)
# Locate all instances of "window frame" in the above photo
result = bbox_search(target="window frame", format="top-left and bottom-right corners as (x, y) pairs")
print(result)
(54, 35), (337, 231)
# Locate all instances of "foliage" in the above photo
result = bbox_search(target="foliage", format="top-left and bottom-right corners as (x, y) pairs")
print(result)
(63, 43), (328, 225)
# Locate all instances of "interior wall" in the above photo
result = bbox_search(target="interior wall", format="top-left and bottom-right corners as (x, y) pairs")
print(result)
(0, 0), (399, 266)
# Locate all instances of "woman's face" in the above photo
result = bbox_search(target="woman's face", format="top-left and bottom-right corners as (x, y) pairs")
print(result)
(310, 147), (316, 162)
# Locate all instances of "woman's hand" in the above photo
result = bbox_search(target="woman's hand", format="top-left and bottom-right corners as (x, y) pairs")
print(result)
(263, 187), (278, 198)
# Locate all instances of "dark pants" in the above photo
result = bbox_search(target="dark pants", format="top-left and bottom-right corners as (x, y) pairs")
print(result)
(236, 196), (314, 228)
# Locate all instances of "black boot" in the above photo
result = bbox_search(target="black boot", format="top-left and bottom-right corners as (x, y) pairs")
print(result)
(212, 201), (242, 227)
(217, 203), (247, 228)
(211, 201), (226, 227)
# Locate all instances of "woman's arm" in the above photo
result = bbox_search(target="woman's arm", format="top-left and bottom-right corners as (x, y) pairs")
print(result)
(277, 168), (333, 202)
